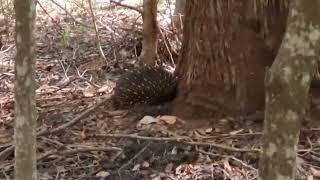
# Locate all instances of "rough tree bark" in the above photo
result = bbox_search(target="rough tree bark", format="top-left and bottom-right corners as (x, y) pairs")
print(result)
(258, 1), (320, 179)
(140, 0), (158, 65)
(173, 0), (288, 120)
(14, 0), (37, 179)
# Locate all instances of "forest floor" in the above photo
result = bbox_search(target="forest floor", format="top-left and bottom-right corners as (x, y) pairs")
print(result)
(0, 1), (320, 179)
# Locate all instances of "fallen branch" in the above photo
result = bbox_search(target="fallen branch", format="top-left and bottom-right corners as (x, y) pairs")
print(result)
(38, 146), (122, 161)
(0, 146), (122, 172)
(37, 96), (110, 136)
(118, 142), (151, 171)
(95, 133), (261, 153)
(0, 96), (111, 160)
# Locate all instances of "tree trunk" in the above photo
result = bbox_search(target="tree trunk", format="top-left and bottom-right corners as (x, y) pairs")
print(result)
(173, 0), (288, 120)
(14, 0), (37, 179)
(140, 0), (158, 65)
(258, 1), (320, 179)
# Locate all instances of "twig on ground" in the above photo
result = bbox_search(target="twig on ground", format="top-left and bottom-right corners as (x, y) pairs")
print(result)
(195, 132), (263, 140)
(197, 149), (258, 172)
(48, 0), (93, 28)
(0, 146), (121, 173)
(58, 59), (72, 80)
(0, 44), (14, 55)
(1, 168), (10, 180)
(52, 76), (101, 93)
(97, 18), (120, 37)
(2, 102), (115, 159)
(0, 146), (14, 161)
(118, 142), (151, 172)
(38, 146), (122, 161)
(37, 96), (110, 136)
(0, 142), (11, 149)
(187, 141), (260, 153)
(39, 136), (66, 147)
(95, 133), (191, 141)
(95, 133), (261, 153)
(110, 0), (143, 14)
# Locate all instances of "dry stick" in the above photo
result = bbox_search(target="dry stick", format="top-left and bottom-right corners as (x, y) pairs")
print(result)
(110, 0), (163, 15)
(88, 0), (106, 59)
(36, 0), (63, 32)
(309, 128), (320, 131)
(58, 59), (72, 80)
(39, 136), (65, 147)
(0, 44), (15, 55)
(96, 133), (191, 141)
(95, 133), (261, 153)
(48, 0), (93, 28)
(218, 132), (262, 137)
(118, 142), (151, 171)
(110, 0), (143, 14)
(159, 28), (175, 67)
(1, 168), (10, 180)
(0, 146), (14, 161)
(37, 96), (110, 136)
(1, 100), (117, 168)
(0, 142), (11, 149)
(1, 147), (122, 172)
(38, 147), (122, 161)
(187, 141), (260, 153)
(36, 76), (101, 95)
(97, 18), (120, 37)
(197, 149), (258, 172)
(51, 76), (101, 93)
(1, 129), (259, 162)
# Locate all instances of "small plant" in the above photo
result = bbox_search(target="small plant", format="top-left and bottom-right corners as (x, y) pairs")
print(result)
(62, 24), (71, 47)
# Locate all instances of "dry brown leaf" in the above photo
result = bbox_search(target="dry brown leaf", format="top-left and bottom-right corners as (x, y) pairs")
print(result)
(170, 146), (178, 155)
(205, 128), (213, 133)
(159, 115), (177, 125)
(132, 164), (140, 171)
(137, 116), (159, 127)
(96, 171), (110, 178)
(97, 84), (111, 93)
(83, 90), (94, 97)
(142, 161), (150, 168)
(223, 158), (232, 172)
(229, 129), (243, 135)
(80, 130), (86, 139)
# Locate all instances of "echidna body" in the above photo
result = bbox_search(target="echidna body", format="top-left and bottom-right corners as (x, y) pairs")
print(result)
(112, 65), (178, 108)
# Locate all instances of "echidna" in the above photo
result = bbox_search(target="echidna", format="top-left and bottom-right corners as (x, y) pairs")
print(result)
(112, 65), (178, 109)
